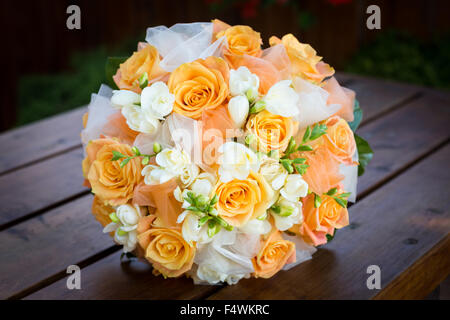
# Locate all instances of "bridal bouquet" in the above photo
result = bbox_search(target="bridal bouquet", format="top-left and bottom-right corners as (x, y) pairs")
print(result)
(81, 20), (372, 285)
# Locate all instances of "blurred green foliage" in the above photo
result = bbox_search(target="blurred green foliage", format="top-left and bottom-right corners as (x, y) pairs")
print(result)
(346, 30), (450, 90)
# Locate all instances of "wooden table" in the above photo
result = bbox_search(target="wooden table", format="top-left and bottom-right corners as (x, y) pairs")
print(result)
(1, 73), (449, 300)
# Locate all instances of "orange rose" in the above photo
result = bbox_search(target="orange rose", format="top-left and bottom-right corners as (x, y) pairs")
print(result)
(246, 110), (298, 153)
(269, 34), (334, 84)
(214, 171), (274, 227)
(86, 138), (143, 206)
(137, 216), (195, 278)
(91, 195), (114, 228)
(168, 56), (229, 119)
(322, 116), (356, 164)
(299, 191), (349, 246)
(217, 25), (262, 57)
(113, 44), (166, 93)
(253, 229), (296, 278)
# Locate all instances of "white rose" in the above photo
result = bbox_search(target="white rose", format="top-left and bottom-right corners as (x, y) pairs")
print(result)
(190, 172), (217, 196)
(181, 213), (212, 245)
(111, 90), (140, 108)
(141, 81), (175, 120)
(271, 198), (303, 231)
(228, 95), (249, 128)
(121, 104), (160, 134)
(141, 165), (175, 185)
(116, 204), (142, 232)
(229, 66), (260, 97)
(196, 264), (228, 284)
(156, 148), (190, 176)
(239, 218), (271, 235)
(180, 164), (200, 187)
(280, 174), (309, 202)
(218, 142), (260, 182)
(259, 156), (288, 190)
(263, 80), (300, 117)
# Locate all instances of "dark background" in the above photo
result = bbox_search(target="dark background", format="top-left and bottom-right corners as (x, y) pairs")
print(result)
(1, 0), (449, 132)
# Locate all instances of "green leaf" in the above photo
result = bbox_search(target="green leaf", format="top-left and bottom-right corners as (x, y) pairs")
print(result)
(111, 150), (125, 161)
(131, 146), (141, 156)
(141, 156), (149, 165)
(297, 145), (313, 152)
(309, 124), (328, 141)
(348, 99), (363, 132)
(285, 137), (296, 154)
(105, 57), (127, 89)
(198, 215), (211, 227)
(270, 205), (281, 214)
(294, 164), (309, 175)
(332, 196), (347, 208)
(338, 192), (352, 199)
(280, 159), (294, 173)
(302, 126), (311, 143)
(139, 72), (149, 89)
(292, 158), (306, 164)
(326, 188), (338, 196)
(326, 230), (336, 243)
(119, 157), (131, 168)
(314, 194), (322, 208)
(355, 134), (373, 176)
(209, 194), (218, 206)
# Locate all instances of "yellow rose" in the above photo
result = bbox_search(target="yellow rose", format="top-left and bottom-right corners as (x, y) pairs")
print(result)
(299, 191), (349, 246)
(91, 195), (114, 229)
(269, 34), (334, 84)
(137, 216), (195, 278)
(214, 171), (274, 227)
(217, 25), (262, 57)
(246, 110), (298, 153)
(113, 44), (166, 93)
(323, 116), (356, 165)
(87, 138), (143, 206)
(253, 229), (296, 278)
(168, 56), (229, 119)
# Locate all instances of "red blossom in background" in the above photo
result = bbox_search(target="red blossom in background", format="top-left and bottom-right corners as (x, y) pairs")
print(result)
(241, 0), (261, 19)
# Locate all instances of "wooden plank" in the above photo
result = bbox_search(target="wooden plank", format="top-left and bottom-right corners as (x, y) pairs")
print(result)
(25, 251), (218, 300)
(357, 93), (450, 197)
(207, 145), (450, 299)
(0, 148), (87, 228)
(0, 107), (86, 175)
(0, 195), (113, 299)
(345, 75), (421, 124)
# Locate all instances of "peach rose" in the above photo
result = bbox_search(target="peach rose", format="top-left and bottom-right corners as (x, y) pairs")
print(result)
(137, 215), (195, 278)
(91, 195), (114, 229)
(113, 44), (166, 93)
(322, 116), (356, 164)
(269, 34), (334, 84)
(299, 191), (349, 246)
(217, 25), (262, 58)
(214, 171), (274, 227)
(253, 229), (296, 278)
(86, 138), (143, 206)
(246, 110), (298, 153)
(168, 57), (229, 119)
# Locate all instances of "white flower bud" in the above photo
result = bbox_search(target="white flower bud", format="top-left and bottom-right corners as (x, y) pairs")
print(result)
(228, 95), (249, 128)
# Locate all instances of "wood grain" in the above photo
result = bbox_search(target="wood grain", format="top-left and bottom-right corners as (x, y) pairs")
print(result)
(0, 148), (87, 228)
(0, 107), (85, 175)
(0, 195), (112, 299)
(207, 145), (450, 299)
(357, 92), (450, 197)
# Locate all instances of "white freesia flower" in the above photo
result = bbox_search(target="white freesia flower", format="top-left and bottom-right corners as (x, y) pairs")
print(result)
(141, 81), (175, 120)
(103, 204), (143, 253)
(121, 104), (161, 134)
(271, 198), (303, 231)
(181, 213), (213, 245)
(156, 147), (191, 176)
(263, 80), (300, 117)
(228, 95), (249, 128)
(229, 66), (260, 97)
(239, 218), (271, 235)
(259, 156), (288, 190)
(111, 90), (140, 108)
(180, 164), (200, 187)
(141, 165), (174, 184)
(190, 172), (217, 196)
(280, 174), (309, 202)
(218, 142), (260, 182)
